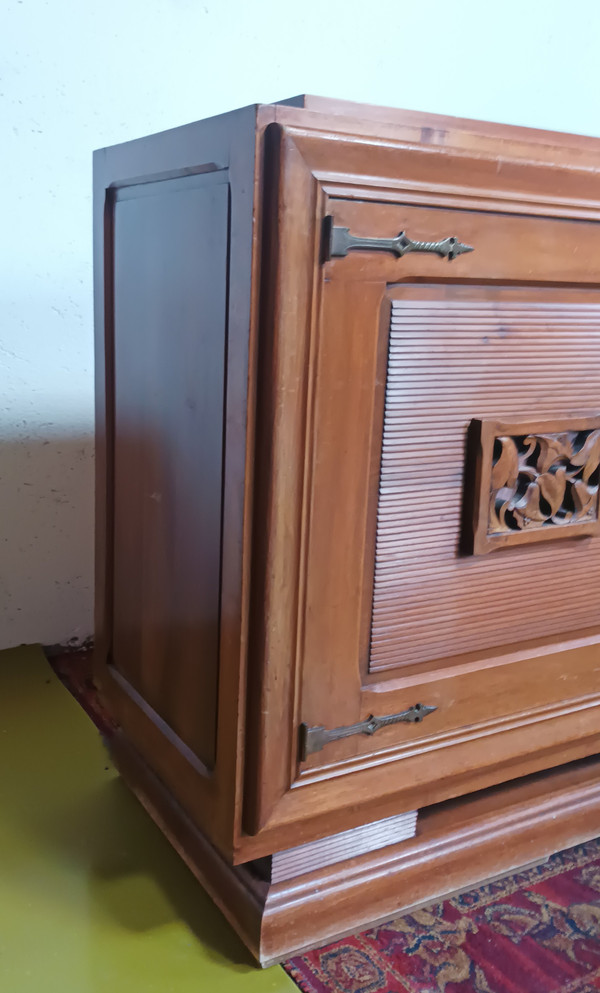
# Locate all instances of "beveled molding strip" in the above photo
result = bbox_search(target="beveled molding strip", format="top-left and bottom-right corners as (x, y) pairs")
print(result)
(321, 180), (600, 222)
(296, 692), (600, 784)
(294, 126), (600, 220)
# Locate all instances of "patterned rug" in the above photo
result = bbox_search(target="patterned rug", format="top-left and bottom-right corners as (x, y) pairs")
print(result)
(49, 651), (600, 992)
(284, 840), (600, 993)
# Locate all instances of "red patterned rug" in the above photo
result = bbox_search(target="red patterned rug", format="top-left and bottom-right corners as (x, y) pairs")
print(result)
(283, 840), (600, 993)
(49, 651), (600, 992)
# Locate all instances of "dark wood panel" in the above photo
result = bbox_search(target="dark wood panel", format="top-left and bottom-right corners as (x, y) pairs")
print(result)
(94, 102), (258, 856)
(370, 287), (600, 671)
(111, 175), (229, 769)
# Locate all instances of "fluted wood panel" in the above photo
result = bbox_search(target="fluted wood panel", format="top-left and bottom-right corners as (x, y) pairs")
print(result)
(370, 290), (600, 671)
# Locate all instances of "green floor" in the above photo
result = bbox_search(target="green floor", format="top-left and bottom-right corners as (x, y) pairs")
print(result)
(0, 645), (296, 992)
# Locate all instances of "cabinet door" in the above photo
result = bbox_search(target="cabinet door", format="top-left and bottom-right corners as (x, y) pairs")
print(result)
(243, 123), (600, 857)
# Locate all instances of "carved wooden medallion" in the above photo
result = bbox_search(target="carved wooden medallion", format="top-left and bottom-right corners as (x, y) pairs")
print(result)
(467, 417), (600, 554)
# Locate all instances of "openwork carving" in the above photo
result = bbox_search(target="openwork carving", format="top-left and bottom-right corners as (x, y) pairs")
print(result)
(491, 431), (600, 531)
(468, 417), (600, 554)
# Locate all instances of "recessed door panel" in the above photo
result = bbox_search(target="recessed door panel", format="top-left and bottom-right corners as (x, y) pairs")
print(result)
(370, 288), (600, 672)
(111, 175), (229, 771)
(298, 274), (600, 775)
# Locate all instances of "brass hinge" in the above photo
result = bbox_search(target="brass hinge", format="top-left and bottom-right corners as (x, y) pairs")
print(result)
(299, 703), (437, 760)
(322, 214), (473, 262)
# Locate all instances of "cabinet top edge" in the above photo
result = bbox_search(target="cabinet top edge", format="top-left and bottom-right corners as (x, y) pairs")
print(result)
(93, 94), (600, 163)
(269, 94), (600, 151)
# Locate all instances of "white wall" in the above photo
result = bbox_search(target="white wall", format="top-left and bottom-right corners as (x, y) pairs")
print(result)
(2, 0), (600, 649)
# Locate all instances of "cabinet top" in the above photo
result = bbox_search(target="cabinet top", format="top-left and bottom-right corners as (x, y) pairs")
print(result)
(94, 93), (600, 169)
(270, 94), (599, 150)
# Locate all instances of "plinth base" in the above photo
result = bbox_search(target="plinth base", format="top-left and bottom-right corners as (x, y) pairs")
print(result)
(110, 734), (600, 967)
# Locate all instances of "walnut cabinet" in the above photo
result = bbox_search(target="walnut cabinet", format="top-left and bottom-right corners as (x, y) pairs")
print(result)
(94, 96), (600, 964)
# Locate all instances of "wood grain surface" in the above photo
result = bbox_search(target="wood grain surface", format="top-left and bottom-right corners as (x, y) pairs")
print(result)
(95, 98), (600, 878)
(371, 288), (600, 670)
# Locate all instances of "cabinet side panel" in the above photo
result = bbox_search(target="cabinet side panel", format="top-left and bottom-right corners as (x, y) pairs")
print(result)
(110, 175), (229, 769)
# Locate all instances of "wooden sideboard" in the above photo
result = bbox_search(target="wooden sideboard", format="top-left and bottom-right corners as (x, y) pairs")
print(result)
(94, 95), (600, 965)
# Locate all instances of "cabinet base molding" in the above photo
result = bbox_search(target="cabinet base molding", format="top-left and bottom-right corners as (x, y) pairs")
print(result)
(110, 732), (600, 968)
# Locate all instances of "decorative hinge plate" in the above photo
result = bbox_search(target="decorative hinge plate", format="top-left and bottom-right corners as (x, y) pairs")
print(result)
(299, 703), (437, 760)
(322, 215), (473, 263)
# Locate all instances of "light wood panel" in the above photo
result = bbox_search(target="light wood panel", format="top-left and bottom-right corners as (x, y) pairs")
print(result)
(237, 121), (600, 850)
(370, 288), (600, 671)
